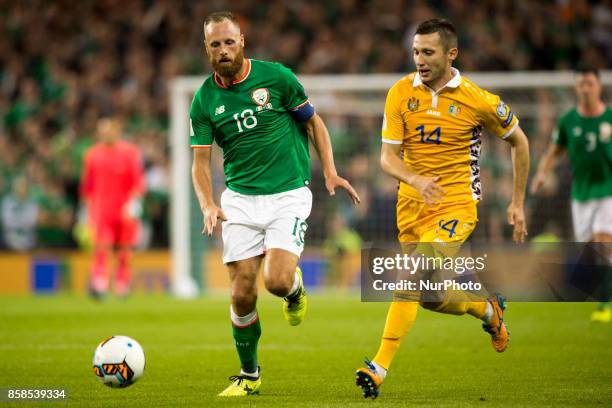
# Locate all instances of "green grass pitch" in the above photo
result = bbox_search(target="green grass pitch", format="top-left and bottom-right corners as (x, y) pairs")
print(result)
(1, 293), (610, 407)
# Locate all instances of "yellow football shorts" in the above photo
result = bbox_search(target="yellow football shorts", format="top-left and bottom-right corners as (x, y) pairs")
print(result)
(396, 195), (478, 257)
(393, 195), (480, 302)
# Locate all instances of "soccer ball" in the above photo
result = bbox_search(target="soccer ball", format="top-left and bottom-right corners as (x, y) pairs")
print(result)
(92, 335), (145, 388)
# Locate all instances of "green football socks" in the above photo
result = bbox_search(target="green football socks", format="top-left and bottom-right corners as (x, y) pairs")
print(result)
(230, 307), (261, 375)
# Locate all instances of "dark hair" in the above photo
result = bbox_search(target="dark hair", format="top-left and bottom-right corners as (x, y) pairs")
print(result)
(576, 67), (600, 78)
(204, 11), (240, 29)
(415, 19), (458, 50)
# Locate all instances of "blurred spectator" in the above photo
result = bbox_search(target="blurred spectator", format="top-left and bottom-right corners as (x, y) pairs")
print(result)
(142, 138), (170, 248)
(1, 176), (38, 251)
(323, 212), (362, 289)
(36, 180), (75, 248)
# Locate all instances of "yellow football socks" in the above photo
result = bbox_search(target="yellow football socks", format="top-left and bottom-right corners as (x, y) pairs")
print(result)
(372, 290), (488, 370)
(373, 301), (418, 370)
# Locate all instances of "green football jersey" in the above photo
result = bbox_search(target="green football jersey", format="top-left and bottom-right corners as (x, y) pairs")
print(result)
(553, 107), (612, 201)
(190, 59), (312, 195)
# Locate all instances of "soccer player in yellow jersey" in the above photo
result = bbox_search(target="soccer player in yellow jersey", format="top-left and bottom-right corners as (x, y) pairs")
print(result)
(355, 19), (530, 399)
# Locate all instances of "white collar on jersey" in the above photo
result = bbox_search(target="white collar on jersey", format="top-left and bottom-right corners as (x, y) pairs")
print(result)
(413, 67), (462, 89)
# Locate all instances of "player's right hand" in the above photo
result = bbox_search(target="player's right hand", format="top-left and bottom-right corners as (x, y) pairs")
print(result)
(202, 205), (227, 236)
(507, 202), (528, 243)
(411, 175), (445, 207)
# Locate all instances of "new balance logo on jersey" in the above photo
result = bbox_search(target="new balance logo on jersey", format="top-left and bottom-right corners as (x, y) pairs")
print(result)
(215, 105), (225, 115)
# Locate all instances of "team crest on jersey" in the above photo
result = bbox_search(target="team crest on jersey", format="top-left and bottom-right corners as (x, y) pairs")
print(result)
(408, 97), (419, 112)
(449, 102), (461, 116)
(496, 101), (507, 118)
(251, 88), (269, 106)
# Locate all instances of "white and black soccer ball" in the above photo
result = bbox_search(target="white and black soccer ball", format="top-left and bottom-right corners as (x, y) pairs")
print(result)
(93, 335), (145, 388)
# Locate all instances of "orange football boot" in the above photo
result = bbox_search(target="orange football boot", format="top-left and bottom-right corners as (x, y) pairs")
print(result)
(482, 293), (510, 352)
(355, 359), (384, 399)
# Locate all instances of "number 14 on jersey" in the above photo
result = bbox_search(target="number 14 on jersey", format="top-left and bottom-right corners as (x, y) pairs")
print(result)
(416, 125), (442, 144)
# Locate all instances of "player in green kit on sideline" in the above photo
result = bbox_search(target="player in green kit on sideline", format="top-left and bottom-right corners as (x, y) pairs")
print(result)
(532, 68), (612, 323)
(190, 12), (361, 396)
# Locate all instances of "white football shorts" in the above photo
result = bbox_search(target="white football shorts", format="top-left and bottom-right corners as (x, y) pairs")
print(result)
(220, 186), (312, 263)
(571, 196), (612, 242)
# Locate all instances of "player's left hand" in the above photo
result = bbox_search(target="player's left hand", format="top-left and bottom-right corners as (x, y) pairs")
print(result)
(325, 175), (361, 204)
(507, 202), (527, 243)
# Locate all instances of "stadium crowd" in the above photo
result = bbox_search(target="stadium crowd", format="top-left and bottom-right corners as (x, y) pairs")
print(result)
(1, 0), (610, 250)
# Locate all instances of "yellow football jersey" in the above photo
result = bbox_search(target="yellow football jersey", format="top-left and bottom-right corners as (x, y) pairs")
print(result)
(381, 68), (519, 203)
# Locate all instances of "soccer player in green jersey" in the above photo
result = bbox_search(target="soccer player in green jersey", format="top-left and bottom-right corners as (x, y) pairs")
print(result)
(532, 68), (612, 323)
(190, 12), (361, 396)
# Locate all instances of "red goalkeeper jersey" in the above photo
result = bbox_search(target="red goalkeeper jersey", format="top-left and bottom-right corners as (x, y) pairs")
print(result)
(81, 141), (145, 222)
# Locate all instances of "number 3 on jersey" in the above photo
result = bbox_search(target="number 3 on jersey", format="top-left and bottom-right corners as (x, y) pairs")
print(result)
(233, 109), (257, 132)
(416, 125), (441, 144)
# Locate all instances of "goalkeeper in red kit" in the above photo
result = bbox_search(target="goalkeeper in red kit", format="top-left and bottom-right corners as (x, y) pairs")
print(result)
(81, 117), (145, 297)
